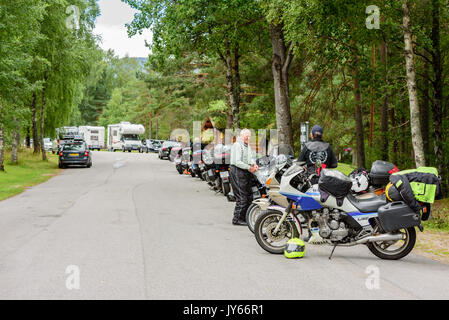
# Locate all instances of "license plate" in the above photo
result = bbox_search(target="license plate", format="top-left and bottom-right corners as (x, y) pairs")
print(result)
(220, 171), (229, 178)
(69, 153), (79, 157)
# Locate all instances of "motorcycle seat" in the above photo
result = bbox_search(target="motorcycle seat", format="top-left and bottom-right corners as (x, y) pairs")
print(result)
(346, 193), (387, 213)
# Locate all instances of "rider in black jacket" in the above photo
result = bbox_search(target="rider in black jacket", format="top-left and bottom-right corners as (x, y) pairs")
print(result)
(297, 125), (338, 170)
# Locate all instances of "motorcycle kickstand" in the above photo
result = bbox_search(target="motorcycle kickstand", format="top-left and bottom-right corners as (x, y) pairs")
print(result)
(329, 243), (338, 260)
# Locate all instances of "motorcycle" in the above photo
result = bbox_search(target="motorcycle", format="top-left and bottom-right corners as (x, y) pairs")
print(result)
(254, 161), (426, 260)
(246, 155), (292, 233)
(211, 144), (232, 196)
(174, 147), (183, 175)
(181, 146), (193, 176)
(191, 147), (206, 180)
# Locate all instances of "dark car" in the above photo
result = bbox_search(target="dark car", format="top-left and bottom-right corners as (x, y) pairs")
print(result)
(158, 141), (181, 160)
(149, 140), (163, 153)
(58, 140), (92, 168)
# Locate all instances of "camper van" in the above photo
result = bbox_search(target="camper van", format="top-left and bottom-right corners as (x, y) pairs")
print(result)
(79, 126), (105, 151)
(107, 122), (145, 152)
(53, 127), (80, 153)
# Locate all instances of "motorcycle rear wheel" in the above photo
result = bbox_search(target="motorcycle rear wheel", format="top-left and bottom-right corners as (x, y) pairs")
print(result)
(254, 210), (299, 254)
(222, 181), (230, 196)
(367, 227), (416, 260)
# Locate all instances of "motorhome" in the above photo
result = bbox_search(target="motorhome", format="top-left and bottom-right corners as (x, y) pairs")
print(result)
(107, 122), (145, 152)
(79, 126), (105, 151)
(54, 127), (80, 153)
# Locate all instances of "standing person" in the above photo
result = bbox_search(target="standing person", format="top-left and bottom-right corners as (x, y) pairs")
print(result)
(230, 129), (258, 226)
(298, 125), (338, 170)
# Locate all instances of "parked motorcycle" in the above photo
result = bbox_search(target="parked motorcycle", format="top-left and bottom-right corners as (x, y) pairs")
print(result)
(212, 144), (232, 196)
(246, 155), (292, 233)
(254, 161), (428, 260)
(174, 147), (183, 175)
(181, 145), (193, 176)
(191, 147), (206, 180)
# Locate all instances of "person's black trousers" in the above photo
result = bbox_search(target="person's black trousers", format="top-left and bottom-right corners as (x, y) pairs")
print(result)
(230, 165), (253, 222)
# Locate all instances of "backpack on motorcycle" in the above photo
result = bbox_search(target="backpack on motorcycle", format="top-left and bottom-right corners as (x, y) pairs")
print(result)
(349, 168), (370, 193)
(387, 167), (442, 220)
(369, 160), (399, 187)
(318, 169), (352, 206)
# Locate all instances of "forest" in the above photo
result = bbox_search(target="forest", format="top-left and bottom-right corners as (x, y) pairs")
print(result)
(0, 0), (448, 196)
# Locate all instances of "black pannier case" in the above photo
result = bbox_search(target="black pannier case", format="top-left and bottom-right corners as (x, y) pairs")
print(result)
(377, 201), (421, 232)
(370, 160), (397, 186)
(318, 169), (352, 199)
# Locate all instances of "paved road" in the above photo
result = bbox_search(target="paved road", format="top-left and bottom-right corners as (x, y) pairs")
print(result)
(0, 151), (448, 300)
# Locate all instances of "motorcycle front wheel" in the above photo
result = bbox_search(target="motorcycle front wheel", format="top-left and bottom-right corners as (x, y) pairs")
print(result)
(367, 226), (416, 260)
(246, 203), (262, 234)
(254, 210), (299, 254)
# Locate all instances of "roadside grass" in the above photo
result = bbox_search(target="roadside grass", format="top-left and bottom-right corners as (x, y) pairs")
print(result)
(0, 148), (59, 201)
(335, 162), (355, 175)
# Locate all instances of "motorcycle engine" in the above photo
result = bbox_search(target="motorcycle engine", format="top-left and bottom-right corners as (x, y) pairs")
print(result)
(312, 208), (349, 241)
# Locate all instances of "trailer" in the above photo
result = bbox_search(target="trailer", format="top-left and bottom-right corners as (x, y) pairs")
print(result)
(79, 126), (105, 151)
(107, 122), (145, 152)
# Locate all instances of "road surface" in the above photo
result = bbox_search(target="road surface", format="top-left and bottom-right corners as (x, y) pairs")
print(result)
(0, 151), (448, 299)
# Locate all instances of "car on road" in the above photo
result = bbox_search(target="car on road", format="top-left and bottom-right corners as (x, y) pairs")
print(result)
(148, 139), (163, 153)
(158, 141), (181, 160)
(58, 140), (92, 168)
(139, 139), (156, 153)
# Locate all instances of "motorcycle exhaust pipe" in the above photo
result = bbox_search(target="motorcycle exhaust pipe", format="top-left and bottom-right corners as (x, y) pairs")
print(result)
(355, 233), (403, 245)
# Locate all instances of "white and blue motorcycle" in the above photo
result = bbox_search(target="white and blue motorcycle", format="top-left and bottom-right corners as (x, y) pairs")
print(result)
(254, 161), (424, 260)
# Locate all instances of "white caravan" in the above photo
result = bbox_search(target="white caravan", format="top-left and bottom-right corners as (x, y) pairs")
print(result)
(79, 126), (105, 151)
(107, 122), (145, 152)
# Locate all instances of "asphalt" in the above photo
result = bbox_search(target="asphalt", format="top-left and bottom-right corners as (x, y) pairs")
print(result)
(0, 151), (448, 300)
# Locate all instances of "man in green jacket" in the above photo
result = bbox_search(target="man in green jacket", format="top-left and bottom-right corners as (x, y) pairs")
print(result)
(230, 129), (259, 225)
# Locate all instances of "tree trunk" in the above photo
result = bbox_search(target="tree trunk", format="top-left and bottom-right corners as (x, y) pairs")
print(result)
(369, 43), (375, 147)
(430, 0), (446, 191)
(148, 113), (152, 139)
(226, 109), (233, 129)
(11, 121), (20, 165)
(352, 55), (365, 169)
(220, 38), (241, 129)
(270, 23), (294, 151)
(31, 92), (40, 154)
(26, 126), (31, 148)
(40, 76), (47, 161)
(0, 126), (4, 171)
(402, 0), (425, 167)
(420, 50), (430, 162)
(380, 40), (389, 161)
(390, 107), (399, 165)
(155, 115), (159, 140)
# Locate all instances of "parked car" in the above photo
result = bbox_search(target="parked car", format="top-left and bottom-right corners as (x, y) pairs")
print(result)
(158, 141), (181, 160)
(149, 139), (163, 153)
(139, 139), (150, 153)
(58, 140), (92, 168)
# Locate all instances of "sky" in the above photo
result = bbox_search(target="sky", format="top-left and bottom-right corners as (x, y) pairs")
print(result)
(93, 0), (152, 58)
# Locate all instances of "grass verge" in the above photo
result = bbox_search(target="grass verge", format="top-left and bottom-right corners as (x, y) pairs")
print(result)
(0, 148), (59, 201)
